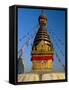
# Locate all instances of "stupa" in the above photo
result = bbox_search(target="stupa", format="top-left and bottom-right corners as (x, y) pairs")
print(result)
(31, 11), (54, 71)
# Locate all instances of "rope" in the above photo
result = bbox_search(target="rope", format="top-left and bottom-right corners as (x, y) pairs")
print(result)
(18, 24), (39, 57)
(19, 32), (29, 42)
(49, 30), (65, 70)
(19, 24), (39, 43)
(47, 26), (64, 46)
(48, 31), (64, 56)
(55, 50), (65, 69)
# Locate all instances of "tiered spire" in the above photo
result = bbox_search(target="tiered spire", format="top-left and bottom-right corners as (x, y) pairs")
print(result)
(31, 10), (54, 71)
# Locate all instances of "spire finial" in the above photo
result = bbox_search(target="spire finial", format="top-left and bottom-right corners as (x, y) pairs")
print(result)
(41, 9), (44, 15)
(39, 10), (47, 25)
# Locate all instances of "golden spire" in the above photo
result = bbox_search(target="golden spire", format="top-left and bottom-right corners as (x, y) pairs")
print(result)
(38, 10), (47, 25)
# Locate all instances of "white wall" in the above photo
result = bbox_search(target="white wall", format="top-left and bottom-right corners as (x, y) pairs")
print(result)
(0, 0), (69, 90)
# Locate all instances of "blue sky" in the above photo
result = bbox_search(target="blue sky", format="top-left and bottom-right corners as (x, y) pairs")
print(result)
(18, 8), (65, 72)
